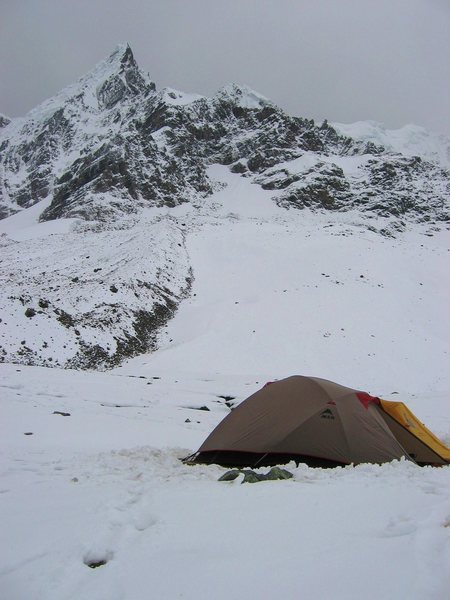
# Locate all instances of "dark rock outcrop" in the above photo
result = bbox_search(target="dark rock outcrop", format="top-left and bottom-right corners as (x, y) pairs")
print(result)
(0, 114), (11, 129)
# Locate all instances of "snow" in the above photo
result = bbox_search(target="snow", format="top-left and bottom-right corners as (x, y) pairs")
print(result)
(0, 198), (78, 241)
(1, 167), (450, 599)
(262, 151), (372, 179)
(1, 363), (450, 600)
(160, 87), (205, 106)
(333, 120), (450, 169)
(216, 83), (272, 109)
(125, 166), (450, 398)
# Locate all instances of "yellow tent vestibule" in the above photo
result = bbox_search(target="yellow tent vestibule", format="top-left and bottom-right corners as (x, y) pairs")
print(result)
(379, 400), (450, 466)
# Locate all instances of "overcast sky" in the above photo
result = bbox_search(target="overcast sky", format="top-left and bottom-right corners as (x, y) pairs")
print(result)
(1, 0), (449, 134)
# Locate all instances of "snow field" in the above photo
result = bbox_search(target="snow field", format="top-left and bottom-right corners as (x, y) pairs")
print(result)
(1, 364), (450, 600)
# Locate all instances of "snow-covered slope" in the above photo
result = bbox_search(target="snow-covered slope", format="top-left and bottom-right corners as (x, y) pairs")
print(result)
(118, 166), (450, 395)
(1, 164), (448, 371)
(0, 207), (191, 368)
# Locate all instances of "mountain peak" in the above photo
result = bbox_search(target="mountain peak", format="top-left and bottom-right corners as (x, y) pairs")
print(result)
(92, 43), (154, 109)
(71, 43), (140, 89)
(105, 43), (136, 70)
(7, 44), (155, 123)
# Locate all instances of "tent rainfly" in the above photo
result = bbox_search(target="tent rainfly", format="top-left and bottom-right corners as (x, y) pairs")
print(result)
(186, 376), (450, 468)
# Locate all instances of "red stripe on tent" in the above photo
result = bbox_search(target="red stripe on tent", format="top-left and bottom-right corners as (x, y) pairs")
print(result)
(356, 392), (380, 409)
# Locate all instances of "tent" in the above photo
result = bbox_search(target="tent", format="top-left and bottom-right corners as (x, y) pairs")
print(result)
(187, 376), (450, 468)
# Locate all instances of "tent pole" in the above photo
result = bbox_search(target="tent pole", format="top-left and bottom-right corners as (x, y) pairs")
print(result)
(253, 453), (269, 468)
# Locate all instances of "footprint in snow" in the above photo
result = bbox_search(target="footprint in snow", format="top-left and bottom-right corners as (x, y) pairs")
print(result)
(381, 517), (417, 538)
(106, 493), (158, 533)
(83, 548), (114, 569)
(132, 509), (158, 532)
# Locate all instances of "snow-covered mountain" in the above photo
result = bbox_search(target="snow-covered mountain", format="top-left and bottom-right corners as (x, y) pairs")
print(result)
(1, 44), (449, 225)
(0, 44), (449, 369)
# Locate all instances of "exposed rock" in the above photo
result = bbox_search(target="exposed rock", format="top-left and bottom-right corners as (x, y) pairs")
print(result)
(218, 470), (241, 482)
(0, 114), (11, 129)
(241, 470), (262, 484)
(264, 467), (294, 480)
(218, 467), (294, 483)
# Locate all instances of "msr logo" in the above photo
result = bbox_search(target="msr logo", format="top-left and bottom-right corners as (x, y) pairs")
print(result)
(320, 408), (335, 420)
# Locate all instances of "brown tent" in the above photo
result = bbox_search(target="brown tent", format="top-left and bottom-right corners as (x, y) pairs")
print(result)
(187, 376), (450, 468)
